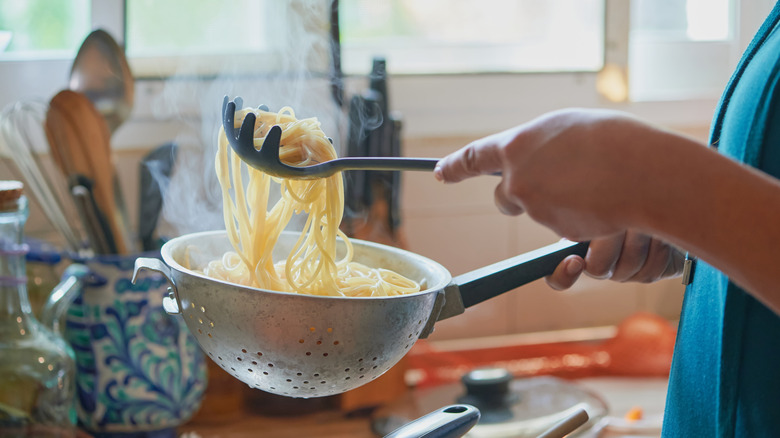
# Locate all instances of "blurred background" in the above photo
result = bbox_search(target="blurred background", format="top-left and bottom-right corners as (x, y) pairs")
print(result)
(0, 1), (775, 435)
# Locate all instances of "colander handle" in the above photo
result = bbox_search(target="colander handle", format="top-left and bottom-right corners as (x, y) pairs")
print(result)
(132, 257), (181, 314)
(437, 240), (589, 321)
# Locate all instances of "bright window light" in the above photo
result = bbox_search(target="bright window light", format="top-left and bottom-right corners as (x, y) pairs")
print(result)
(340, 0), (605, 75)
(686, 0), (730, 41)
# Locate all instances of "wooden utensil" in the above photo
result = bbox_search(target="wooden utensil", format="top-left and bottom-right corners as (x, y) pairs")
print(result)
(45, 89), (132, 254)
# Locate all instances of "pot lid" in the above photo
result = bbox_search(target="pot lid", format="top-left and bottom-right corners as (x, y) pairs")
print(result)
(373, 368), (607, 437)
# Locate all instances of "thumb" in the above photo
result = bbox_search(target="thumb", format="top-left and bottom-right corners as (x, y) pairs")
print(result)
(545, 255), (585, 290)
(434, 138), (503, 183)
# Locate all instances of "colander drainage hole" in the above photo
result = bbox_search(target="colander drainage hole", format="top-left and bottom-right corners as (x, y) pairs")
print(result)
(263, 372), (269, 375)
(286, 379), (292, 382)
(242, 348), (248, 353)
(237, 357), (243, 361)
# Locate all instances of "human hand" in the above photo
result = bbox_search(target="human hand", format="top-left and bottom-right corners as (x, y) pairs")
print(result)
(545, 231), (685, 290)
(434, 108), (677, 241)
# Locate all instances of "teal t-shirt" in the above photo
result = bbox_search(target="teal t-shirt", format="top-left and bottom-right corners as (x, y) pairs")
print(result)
(662, 3), (780, 436)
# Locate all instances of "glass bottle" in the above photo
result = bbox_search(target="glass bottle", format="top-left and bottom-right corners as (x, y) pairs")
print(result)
(0, 181), (76, 437)
(25, 240), (62, 319)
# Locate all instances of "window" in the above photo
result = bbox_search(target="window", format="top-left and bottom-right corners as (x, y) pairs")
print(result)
(125, 0), (322, 77)
(629, 0), (738, 101)
(0, 0), (90, 60)
(339, 0), (605, 75)
(0, 0), (775, 146)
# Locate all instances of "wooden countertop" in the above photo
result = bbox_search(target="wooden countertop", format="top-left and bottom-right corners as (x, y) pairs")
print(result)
(180, 410), (376, 438)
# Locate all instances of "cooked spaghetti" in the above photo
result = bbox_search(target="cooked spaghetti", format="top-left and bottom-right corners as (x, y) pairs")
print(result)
(202, 105), (420, 297)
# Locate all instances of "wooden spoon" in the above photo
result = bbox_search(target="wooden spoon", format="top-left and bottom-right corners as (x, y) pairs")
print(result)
(45, 90), (132, 254)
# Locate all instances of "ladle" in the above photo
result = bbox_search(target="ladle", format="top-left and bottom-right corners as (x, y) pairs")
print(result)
(69, 29), (134, 135)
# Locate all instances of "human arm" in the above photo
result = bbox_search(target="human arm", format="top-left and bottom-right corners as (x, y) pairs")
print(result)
(434, 108), (780, 314)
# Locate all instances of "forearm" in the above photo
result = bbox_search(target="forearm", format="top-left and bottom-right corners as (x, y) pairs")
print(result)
(632, 132), (780, 314)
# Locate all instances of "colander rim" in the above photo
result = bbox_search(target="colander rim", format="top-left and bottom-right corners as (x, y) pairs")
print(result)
(159, 229), (453, 300)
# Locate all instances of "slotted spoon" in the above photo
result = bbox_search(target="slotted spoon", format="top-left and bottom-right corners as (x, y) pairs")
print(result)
(221, 96), (438, 179)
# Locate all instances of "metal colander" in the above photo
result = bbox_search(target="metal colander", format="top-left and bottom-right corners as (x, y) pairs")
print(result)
(133, 230), (586, 398)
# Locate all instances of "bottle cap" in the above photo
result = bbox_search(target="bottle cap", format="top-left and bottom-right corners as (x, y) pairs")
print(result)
(0, 180), (24, 211)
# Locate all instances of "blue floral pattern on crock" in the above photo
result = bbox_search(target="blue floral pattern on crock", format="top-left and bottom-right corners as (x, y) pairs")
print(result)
(65, 260), (207, 432)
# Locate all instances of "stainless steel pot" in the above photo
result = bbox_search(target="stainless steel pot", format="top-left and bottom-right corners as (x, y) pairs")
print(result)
(133, 231), (587, 398)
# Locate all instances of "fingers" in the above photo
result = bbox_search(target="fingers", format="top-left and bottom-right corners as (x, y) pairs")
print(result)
(434, 136), (504, 183)
(628, 238), (676, 283)
(494, 180), (524, 215)
(545, 255), (585, 290)
(583, 234), (625, 279)
(547, 233), (682, 291)
(610, 231), (652, 282)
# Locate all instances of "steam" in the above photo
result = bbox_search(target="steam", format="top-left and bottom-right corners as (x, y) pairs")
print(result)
(150, 0), (343, 240)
